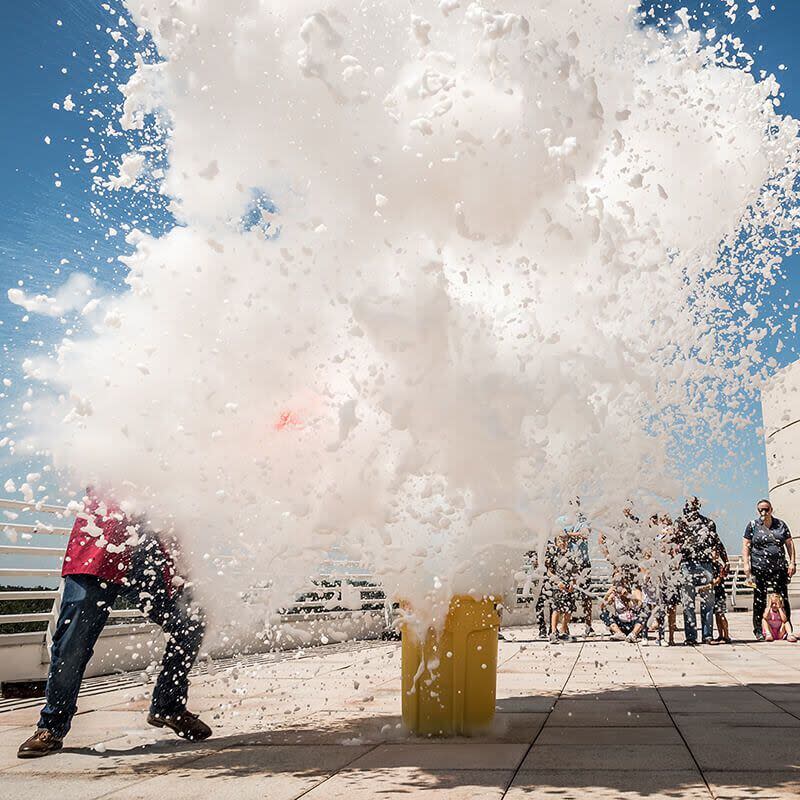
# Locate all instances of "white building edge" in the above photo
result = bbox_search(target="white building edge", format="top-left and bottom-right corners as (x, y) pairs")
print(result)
(762, 359), (800, 529)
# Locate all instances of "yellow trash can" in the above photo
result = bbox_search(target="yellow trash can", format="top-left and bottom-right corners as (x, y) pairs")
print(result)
(401, 595), (500, 736)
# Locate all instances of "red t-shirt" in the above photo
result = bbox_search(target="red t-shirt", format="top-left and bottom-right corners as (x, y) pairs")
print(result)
(61, 495), (177, 595)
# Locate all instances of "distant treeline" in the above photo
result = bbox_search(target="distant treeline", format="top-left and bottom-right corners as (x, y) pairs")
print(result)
(0, 585), (52, 633)
(0, 585), (139, 634)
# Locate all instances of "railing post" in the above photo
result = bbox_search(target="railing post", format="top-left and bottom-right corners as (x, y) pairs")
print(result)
(42, 578), (65, 665)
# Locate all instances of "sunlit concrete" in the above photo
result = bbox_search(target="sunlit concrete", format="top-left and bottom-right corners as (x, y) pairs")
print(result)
(2, 614), (798, 799)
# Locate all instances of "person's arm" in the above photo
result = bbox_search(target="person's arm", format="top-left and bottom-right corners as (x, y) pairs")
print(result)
(710, 551), (725, 586)
(780, 608), (788, 623)
(785, 535), (796, 578)
(762, 607), (771, 621)
(742, 526), (752, 578)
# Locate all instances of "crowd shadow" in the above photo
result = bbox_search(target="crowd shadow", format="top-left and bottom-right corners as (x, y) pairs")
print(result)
(56, 680), (800, 796)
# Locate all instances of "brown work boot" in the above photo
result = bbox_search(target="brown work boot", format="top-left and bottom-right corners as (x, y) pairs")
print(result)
(17, 728), (63, 758)
(147, 710), (212, 741)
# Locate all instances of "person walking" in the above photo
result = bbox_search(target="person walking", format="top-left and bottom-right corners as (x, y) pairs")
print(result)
(675, 497), (724, 645)
(743, 498), (796, 641)
(18, 488), (211, 758)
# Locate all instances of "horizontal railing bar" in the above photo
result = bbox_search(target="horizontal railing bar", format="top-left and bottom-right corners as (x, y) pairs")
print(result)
(0, 498), (70, 514)
(0, 523), (73, 536)
(0, 591), (59, 601)
(0, 567), (61, 577)
(0, 612), (52, 624)
(0, 545), (65, 557)
(109, 609), (146, 618)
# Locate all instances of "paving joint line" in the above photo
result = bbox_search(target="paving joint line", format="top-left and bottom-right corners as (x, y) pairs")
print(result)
(499, 640), (585, 799)
(638, 643), (718, 800)
(695, 644), (800, 723)
(290, 742), (384, 800)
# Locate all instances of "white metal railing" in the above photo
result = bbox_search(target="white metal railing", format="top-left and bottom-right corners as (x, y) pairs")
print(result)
(1, 495), (793, 651)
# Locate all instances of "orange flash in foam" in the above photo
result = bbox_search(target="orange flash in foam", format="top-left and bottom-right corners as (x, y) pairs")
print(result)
(275, 410), (302, 431)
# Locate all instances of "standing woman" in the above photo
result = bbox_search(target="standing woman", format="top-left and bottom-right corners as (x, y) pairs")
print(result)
(743, 499), (796, 640)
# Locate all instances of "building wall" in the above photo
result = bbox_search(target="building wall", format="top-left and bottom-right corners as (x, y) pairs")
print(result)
(762, 359), (800, 530)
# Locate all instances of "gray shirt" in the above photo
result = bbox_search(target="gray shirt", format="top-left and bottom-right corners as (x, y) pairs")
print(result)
(744, 517), (792, 573)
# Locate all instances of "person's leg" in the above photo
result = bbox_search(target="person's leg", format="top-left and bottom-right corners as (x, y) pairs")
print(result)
(549, 609), (561, 642)
(582, 592), (594, 633)
(37, 576), (115, 738)
(773, 572), (791, 623)
(601, 609), (626, 638)
(697, 564), (715, 642)
(123, 540), (206, 719)
(668, 605), (676, 644)
(535, 581), (547, 635)
(752, 572), (768, 637)
(680, 565), (698, 644)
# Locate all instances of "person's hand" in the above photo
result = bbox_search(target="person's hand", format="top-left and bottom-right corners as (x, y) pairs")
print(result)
(789, 563), (797, 578)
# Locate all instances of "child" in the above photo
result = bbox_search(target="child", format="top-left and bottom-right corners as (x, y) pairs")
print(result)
(762, 593), (798, 642)
(545, 533), (579, 643)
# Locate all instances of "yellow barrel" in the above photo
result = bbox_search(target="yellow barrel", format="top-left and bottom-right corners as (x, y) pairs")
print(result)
(401, 595), (500, 736)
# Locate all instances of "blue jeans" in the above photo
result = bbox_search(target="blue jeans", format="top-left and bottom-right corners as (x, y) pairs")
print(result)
(680, 561), (714, 643)
(38, 539), (205, 738)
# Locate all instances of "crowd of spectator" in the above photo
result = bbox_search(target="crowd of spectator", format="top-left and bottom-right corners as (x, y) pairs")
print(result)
(529, 497), (796, 645)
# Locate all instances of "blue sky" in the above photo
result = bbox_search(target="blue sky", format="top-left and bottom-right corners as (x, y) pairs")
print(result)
(0, 0), (798, 554)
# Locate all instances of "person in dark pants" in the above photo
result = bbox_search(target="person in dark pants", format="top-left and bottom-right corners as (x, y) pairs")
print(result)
(675, 497), (725, 645)
(18, 489), (211, 758)
(743, 498), (796, 641)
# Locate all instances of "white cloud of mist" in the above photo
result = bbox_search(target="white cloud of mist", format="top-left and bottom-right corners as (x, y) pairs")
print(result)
(13, 1), (800, 636)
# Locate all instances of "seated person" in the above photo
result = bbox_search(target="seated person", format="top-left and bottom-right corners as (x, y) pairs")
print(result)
(762, 593), (798, 643)
(600, 580), (646, 642)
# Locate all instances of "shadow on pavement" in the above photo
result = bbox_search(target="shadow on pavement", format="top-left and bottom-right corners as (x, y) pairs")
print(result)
(49, 681), (800, 797)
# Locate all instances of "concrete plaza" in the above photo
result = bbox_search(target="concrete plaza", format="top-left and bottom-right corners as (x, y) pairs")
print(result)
(1, 613), (798, 799)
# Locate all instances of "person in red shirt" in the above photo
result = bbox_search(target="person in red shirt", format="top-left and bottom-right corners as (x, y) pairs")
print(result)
(18, 488), (211, 758)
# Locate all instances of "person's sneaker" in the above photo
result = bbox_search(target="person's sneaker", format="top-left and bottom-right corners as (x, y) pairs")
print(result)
(17, 729), (63, 759)
(787, 634), (798, 643)
(147, 710), (212, 741)
(548, 632), (560, 644)
(702, 638), (716, 645)
(659, 638), (670, 647)
(610, 632), (626, 641)
(625, 633), (638, 643)
(754, 632), (765, 642)
(538, 627), (549, 639)
(584, 625), (596, 637)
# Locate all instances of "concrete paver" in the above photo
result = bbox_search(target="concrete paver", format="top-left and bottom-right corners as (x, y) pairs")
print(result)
(2, 614), (798, 798)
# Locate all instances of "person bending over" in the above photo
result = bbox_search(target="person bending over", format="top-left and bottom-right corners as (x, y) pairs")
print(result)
(18, 487), (211, 758)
